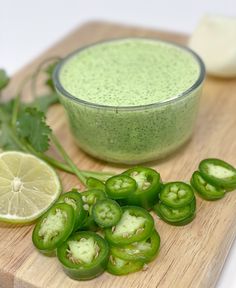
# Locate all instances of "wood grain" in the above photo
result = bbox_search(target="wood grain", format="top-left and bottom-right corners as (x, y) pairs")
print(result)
(1, 21), (236, 288)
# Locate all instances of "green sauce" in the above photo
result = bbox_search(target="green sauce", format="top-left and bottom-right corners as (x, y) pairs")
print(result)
(60, 39), (200, 106)
(56, 39), (204, 164)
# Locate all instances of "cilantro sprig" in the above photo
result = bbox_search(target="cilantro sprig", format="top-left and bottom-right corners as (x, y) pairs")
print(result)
(0, 61), (114, 186)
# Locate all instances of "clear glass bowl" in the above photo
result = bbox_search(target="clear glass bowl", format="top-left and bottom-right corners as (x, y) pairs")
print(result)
(53, 38), (205, 164)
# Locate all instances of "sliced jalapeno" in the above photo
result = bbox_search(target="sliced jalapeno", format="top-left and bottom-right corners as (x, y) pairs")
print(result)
(153, 199), (196, 226)
(81, 189), (107, 214)
(57, 189), (86, 230)
(105, 206), (154, 246)
(32, 203), (75, 253)
(110, 229), (160, 262)
(105, 175), (137, 199)
(159, 182), (194, 208)
(107, 254), (144, 276)
(80, 189), (107, 231)
(191, 171), (225, 200)
(86, 177), (105, 192)
(57, 231), (109, 280)
(122, 167), (162, 210)
(92, 199), (122, 228)
(199, 158), (236, 190)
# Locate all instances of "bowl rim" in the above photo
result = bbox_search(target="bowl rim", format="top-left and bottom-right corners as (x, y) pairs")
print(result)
(53, 37), (205, 111)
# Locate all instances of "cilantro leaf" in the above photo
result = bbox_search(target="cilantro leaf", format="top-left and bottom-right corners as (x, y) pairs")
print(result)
(17, 108), (51, 152)
(0, 93), (58, 118)
(0, 123), (19, 151)
(0, 69), (10, 91)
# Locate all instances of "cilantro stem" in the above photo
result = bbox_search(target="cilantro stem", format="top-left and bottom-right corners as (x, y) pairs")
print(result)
(31, 57), (61, 100)
(50, 133), (87, 186)
(37, 153), (114, 181)
(0, 106), (9, 122)
(11, 94), (20, 128)
(11, 74), (32, 129)
(81, 170), (115, 181)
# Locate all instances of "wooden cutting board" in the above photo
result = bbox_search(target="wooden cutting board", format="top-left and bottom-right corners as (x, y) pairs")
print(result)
(1, 21), (236, 288)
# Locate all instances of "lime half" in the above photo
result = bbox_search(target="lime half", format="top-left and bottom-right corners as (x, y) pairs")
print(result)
(0, 151), (61, 223)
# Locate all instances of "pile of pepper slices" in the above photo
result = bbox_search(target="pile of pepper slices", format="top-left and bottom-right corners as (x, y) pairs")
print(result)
(32, 158), (236, 280)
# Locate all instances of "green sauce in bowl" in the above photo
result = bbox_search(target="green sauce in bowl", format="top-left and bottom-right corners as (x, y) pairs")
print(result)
(54, 38), (205, 164)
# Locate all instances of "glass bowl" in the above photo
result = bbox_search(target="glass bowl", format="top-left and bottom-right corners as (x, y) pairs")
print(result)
(53, 38), (205, 164)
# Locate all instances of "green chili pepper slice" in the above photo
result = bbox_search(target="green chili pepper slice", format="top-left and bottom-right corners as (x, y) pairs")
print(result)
(159, 182), (194, 208)
(105, 174), (137, 199)
(92, 199), (122, 228)
(80, 189), (107, 231)
(86, 177), (105, 192)
(81, 189), (107, 214)
(199, 158), (236, 191)
(57, 189), (86, 230)
(105, 206), (154, 246)
(191, 171), (225, 200)
(122, 167), (162, 210)
(32, 203), (75, 253)
(57, 231), (109, 280)
(110, 229), (160, 262)
(153, 198), (196, 226)
(107, 253), (144, 276)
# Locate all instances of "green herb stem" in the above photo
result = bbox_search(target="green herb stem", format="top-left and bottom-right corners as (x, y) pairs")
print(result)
(50, 133), (87, 186)
(81, 170), (115, 181)
(0, 106), (9, 122)
(11, 74), (33, 129)
(11, 94), (20, 128)
(31, 57), (61, 100)
(37, 153), (114, 181)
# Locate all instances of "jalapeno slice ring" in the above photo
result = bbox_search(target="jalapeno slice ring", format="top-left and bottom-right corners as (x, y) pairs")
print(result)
(110, 229), (160, 262)
(153, 199), (196, 226)
(191, 171), (225, 200)
(57, 189), (86, 230)
(81, 189), (107, 214)
(107, 254), (144, 276)
(92, 199), (122, 228)
(159, 182), (194, 208)
(122, 167), (162, 210)
(32, 203), (75, 252)
(57, 231), (109, 280)
(80, 189), (107, 231)
(105, 175), (137, 199)
(199, 158), (236, 190)
(105, 206), (154, 246)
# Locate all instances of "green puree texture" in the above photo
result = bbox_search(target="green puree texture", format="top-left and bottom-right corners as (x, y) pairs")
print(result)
(57, 39), (203, 164)
(59, 39), (200, 106)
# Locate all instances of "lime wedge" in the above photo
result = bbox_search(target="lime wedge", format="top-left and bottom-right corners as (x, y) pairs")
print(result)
(0, 151), (61, 223)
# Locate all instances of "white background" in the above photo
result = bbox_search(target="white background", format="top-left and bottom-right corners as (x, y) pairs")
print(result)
(1, 1), (236, 287)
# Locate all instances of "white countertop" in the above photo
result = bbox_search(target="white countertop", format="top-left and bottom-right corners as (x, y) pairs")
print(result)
(0, 1), (236, 287)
